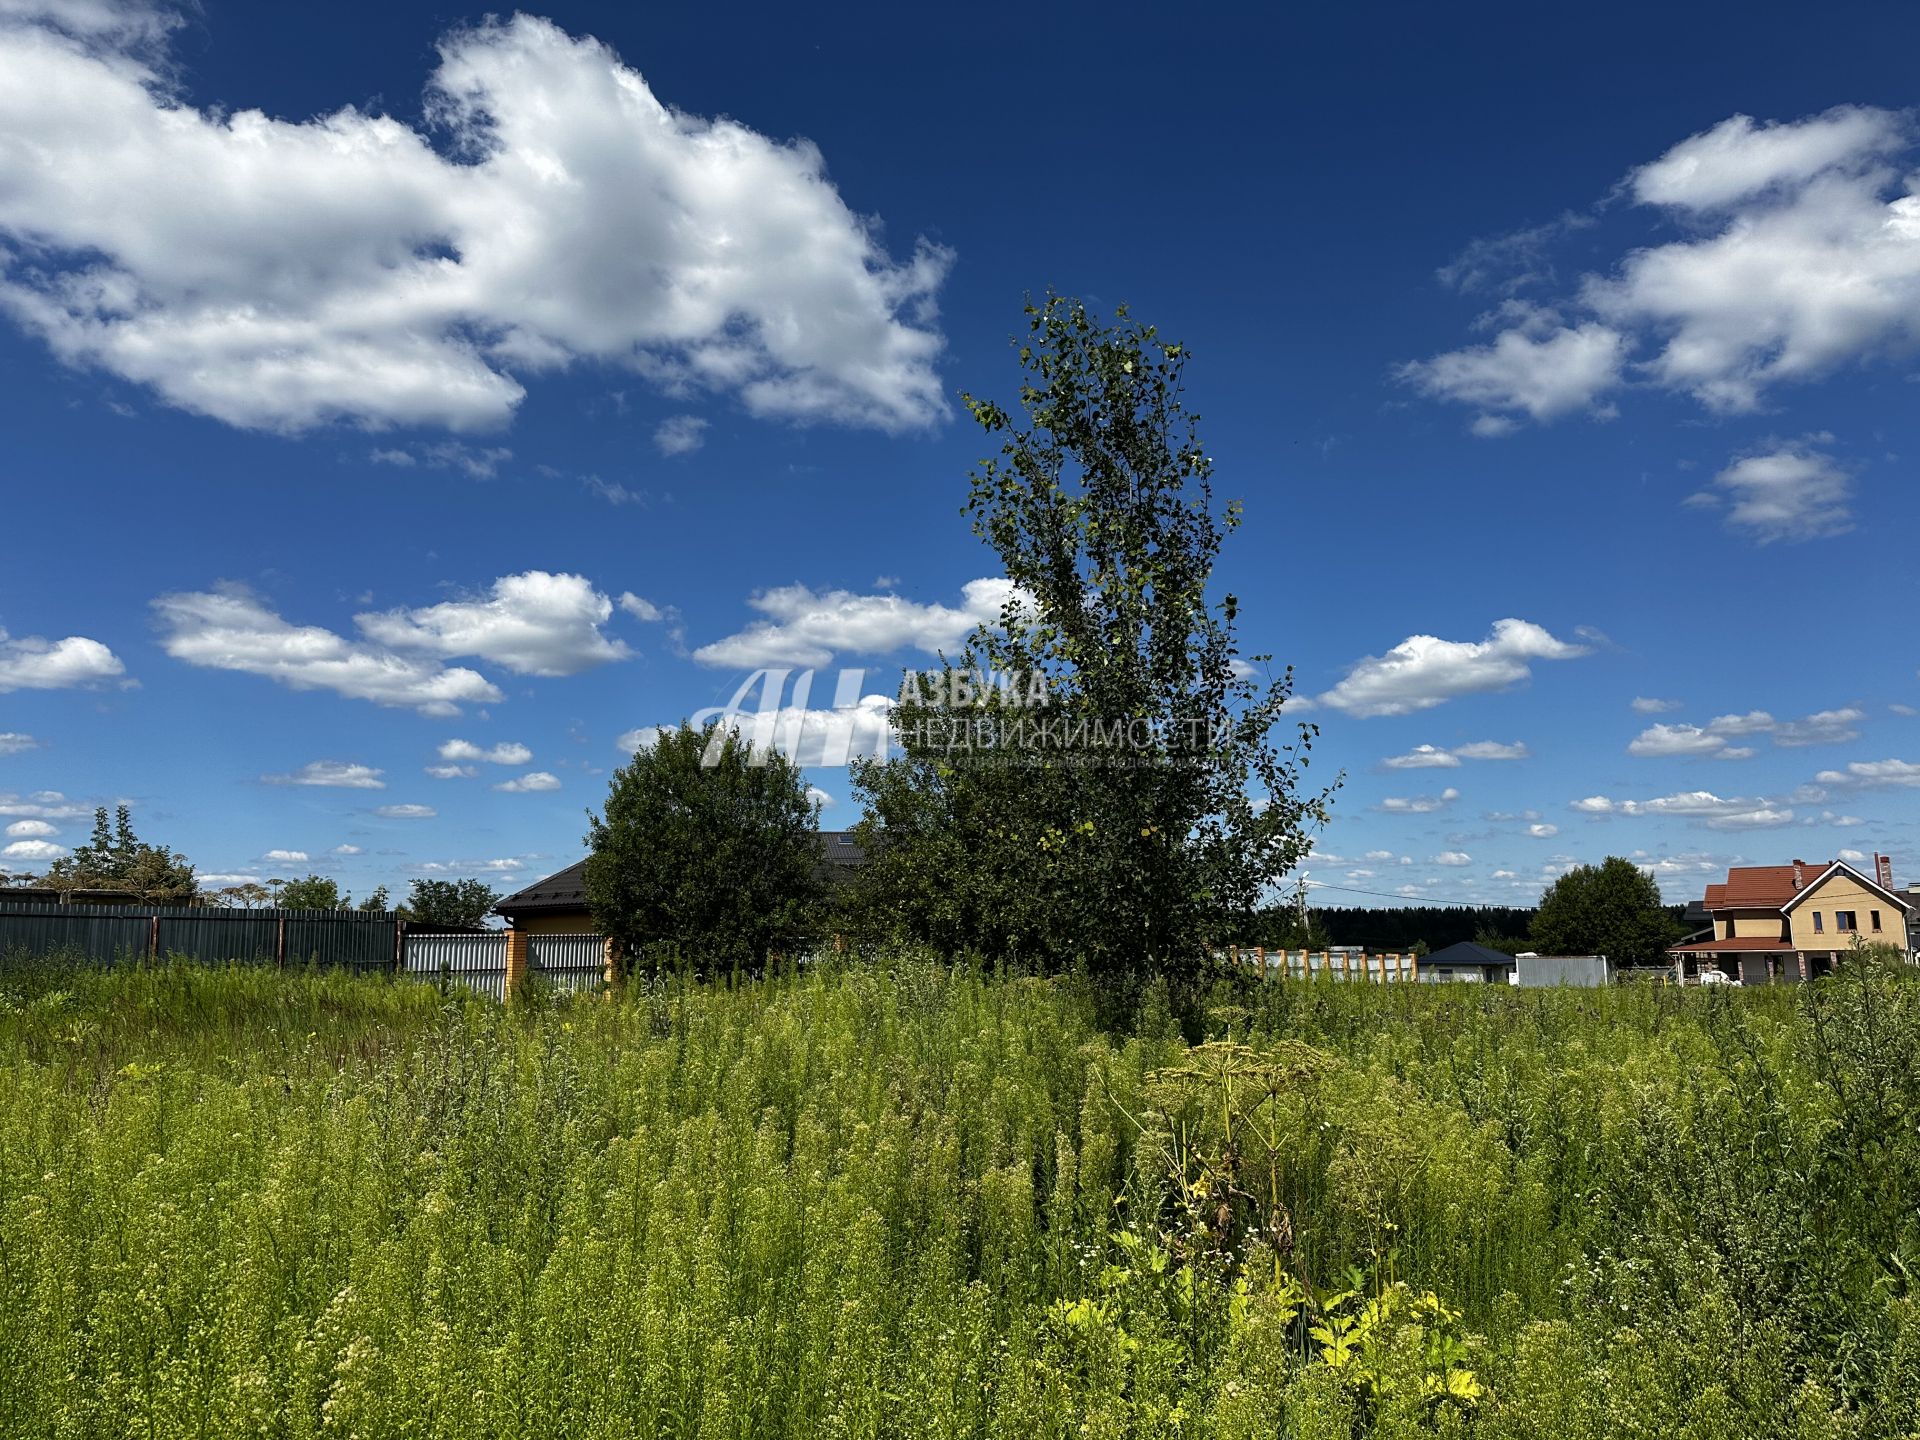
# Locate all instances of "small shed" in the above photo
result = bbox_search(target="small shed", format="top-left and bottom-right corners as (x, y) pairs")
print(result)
(1419, 941), (1516, 984)
(1514, 952), (1610, 988)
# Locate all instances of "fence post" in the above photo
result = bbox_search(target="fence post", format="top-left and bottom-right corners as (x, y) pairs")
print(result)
(603, 935), (622, 997)
(1254, 945), (1265, 976)
(393, 919), (405, 974)
(147, 914), (159, 962)
(1341, 950), (1351, 982)
(504, 928), (529, 1003)
(275, 915), (287, 969)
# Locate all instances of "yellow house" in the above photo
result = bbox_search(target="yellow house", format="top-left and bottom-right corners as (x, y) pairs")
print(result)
(1671, 856), (1911, 982)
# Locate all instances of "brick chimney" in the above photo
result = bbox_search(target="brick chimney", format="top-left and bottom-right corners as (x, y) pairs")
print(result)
(1877, 853), (1895, 889)
(1792, 859), (1805, 889)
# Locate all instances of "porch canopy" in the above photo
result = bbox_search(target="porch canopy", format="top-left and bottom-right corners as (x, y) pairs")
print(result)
(1668, 937), (1795, 955)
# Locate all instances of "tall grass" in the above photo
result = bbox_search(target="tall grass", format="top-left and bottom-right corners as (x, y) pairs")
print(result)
(2, 956), (1918, 1436)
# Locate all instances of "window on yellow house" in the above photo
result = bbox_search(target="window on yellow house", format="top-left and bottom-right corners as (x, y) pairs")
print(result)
(1813, 912), (1824, 933)
(1837, 911), (1857, 932)
(1872, 910), (1882, 932)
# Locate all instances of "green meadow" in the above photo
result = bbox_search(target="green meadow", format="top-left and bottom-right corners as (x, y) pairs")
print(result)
(3, 958), (1919, 1438)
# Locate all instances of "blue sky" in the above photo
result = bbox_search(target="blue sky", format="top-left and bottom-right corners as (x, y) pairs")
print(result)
(2, 0), (1919, 909)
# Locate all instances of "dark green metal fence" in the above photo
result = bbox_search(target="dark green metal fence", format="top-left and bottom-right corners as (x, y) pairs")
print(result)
(0, 899), (402, 970)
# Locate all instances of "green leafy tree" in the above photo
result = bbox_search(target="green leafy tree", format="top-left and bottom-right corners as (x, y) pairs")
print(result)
(586, 718), (822, 969)
(358, 885), (391, 914)
(45, 805), (196, 902)
(403, 878), (500, 928)
(850, 296), (1333, 982)
(1530, 857), (1677, 966)
(1472, 927), (1534, 957)
(276, 874), (346, 910)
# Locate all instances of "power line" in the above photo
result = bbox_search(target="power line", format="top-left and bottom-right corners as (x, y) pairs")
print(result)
(1301, 878), (1525, 908)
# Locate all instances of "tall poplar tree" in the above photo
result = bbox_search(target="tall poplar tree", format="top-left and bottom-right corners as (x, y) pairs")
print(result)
(850, 296), (1334, 980)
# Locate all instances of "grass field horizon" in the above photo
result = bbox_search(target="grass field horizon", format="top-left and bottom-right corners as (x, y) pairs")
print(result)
(5, 955), (1920, 1437)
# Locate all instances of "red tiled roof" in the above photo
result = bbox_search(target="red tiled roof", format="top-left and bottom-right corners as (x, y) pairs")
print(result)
(1669, 936), (1797, 953)
(1706, 862), (1834, 909)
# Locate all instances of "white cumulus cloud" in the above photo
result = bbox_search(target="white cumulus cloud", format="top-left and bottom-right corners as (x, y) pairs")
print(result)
(154, 586), (503, 716)
(1382, 740), (1528, 768)
(438, 739), (533, 766)
(1318, 619), (1587, 717)
(653, 415), (708, 456)
(494, 771), (560, 793)
(0, 789), (89, 820)
(1813, 758), (1920, 790)
(356, 572), (629, 677)
(1399, 307), (1626, 432)
(1570, 789), (1795, 830)
(1376, 787), (1460, 814)
(693, 578), (1019, 669)
(0, 12), (950, 434)
(2, 837), (65, 860)
(1409, 106), (1920, 430)
(262, 760), (387, 789)
(1630, 706), (1860, 757)
(0, 627), (124, 691)
(1688, 441), (1855, 543)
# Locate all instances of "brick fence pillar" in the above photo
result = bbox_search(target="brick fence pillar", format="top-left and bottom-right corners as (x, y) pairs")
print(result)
(603, 936), (623, 997)
(505, 928), (529, 1004)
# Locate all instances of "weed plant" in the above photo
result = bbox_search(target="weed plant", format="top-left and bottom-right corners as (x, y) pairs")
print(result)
(2, 951), (1918, 1436)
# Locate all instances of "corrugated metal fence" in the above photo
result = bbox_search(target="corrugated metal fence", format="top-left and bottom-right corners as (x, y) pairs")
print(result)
(530, 933), (609, 994)
(0, 901), (615, 1002)
(402, 931), (510, 1000)
(0, 899), (401, 971)
(0, 900), (622, 1002)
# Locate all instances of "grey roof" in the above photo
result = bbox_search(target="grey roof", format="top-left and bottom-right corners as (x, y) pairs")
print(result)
(818, 830), (867, 867)
(495, 860), (588, 913)
(494, 832), (868, 915)
(1423, 941), (1518, 969)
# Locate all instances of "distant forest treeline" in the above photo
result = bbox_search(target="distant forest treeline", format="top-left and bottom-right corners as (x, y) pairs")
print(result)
(1314, 906), (1535, 952)
(1239, 903), (1692, 954)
